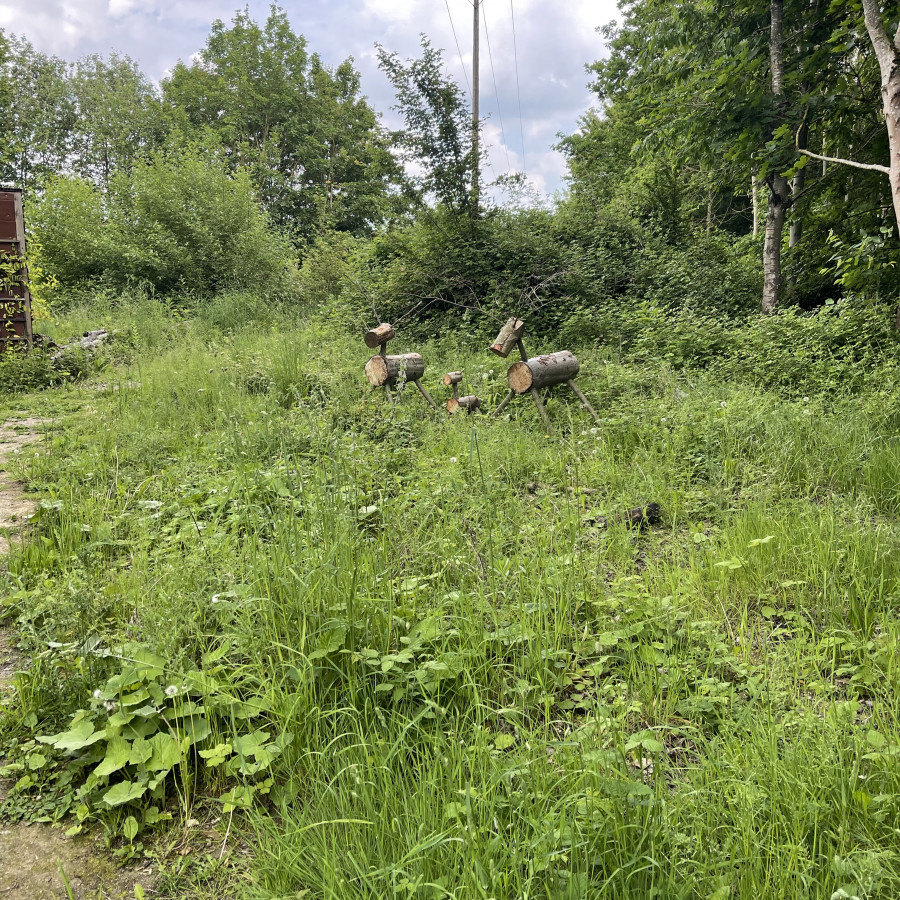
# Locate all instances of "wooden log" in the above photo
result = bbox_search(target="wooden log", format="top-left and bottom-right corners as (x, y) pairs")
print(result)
(447, 395), (481, 414)
(585, 503), (663, 530)
(530, 386), (552, 432)
(492, 388), (515, 417)
(508, 351), (580, 394)
(365, 353), (425, 387)
(414, 379), (440, 411)
(568, 379), (601, 425)
(443, 371), (464, 386)
(489, 318), (525, 358)
(364, 323), (396, 349)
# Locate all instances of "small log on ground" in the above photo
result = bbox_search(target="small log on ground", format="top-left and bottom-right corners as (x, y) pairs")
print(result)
(585, 503), (663, 530)
(443, 371), (464, 387)
(364, 323), (396, 349)
(365, 353), (425, 387)
(508, 351), (580, 395)
(490, 318), (525, 358)
(447, 395), (481, 414)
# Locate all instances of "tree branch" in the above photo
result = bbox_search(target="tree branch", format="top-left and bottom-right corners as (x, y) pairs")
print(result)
(796, 145), (890, 176)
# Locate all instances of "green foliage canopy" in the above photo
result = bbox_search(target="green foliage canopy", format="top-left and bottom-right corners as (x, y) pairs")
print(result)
(163, 7), (404, 241)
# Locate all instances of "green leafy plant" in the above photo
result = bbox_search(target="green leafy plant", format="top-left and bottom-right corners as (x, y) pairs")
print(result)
(2, 642), (291, 843)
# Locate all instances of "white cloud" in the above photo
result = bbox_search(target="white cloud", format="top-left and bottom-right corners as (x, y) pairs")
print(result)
(1, 0), (618, 195)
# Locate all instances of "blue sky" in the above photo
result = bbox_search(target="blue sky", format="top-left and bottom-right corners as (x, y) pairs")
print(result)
(0, 0), (620, 196)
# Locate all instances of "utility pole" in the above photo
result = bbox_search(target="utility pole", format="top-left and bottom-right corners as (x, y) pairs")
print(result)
(472, 0), (480, 212)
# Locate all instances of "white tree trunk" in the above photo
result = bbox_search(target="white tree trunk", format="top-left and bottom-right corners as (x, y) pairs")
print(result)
(762, 175), (789, 313)
(762, 0), (787, 313)
(790, 121), (808, 247)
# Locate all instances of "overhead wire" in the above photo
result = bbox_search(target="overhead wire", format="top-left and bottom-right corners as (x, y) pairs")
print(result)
(481, 1), (514, 175)
(509, 0), (527, 175)
(444, 0), (471, 96)
(444, 0), (496, 181)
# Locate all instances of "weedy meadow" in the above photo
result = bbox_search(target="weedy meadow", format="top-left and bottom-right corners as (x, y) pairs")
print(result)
(1, 297), (900, 899)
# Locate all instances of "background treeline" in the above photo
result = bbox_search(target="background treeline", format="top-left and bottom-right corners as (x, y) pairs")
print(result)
(0, 8), (408, 299)
(3, 1), (900, 395)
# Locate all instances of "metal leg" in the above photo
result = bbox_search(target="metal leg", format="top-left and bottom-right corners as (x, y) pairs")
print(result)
(530, 386), (553, 433)
(493, 388), (516, 417)
(414, 379), (440, 411)
(568, 379), (601, 426)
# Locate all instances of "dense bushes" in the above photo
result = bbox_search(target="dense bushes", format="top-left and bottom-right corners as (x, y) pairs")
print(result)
(559, 295), (900, 396)
(333, 206), (570, 340)
(31, 145), (299, 302)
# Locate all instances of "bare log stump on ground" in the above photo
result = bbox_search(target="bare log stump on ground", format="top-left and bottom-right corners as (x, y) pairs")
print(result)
(585, 503), (663, 530)
(365, 353), (425, 387)
(447, 395), (481, 414)
(508, 351), (580, 394)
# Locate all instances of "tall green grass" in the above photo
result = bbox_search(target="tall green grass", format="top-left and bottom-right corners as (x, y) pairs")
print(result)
(2, 298), (900, 898)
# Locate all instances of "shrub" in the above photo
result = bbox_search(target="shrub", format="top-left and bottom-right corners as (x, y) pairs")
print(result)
(104, 146), (298, 297)
(341, 206), (573, 340)
(31, 147), (300, 302)
(298, 230), (359, 309)
(0, 345), (102, 393)
(28, 177), (111, 288)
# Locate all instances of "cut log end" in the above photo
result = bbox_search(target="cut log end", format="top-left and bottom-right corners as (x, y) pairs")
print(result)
(364, 355), (389, 386)
(443, 371), (463, 386)
(489, 317), (525, 358)
(447, 395), (481, 414)
(508, 361), (533, 394)
(508, 351), (580, 395)
(364, 323), (396, 349)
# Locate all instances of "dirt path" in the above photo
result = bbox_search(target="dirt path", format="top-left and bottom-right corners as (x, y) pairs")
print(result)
(0, 415), (153, 899)
(0, 417), (45, 555)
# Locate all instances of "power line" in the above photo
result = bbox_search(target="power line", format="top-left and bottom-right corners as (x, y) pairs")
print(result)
(443, 0), (496, 186)
(510, 0), (526, 175)
(482, 0), (513, 175)
(444, 0), (471, 96)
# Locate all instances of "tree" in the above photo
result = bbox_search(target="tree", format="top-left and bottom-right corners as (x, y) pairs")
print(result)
(0, 31), (11, 181)
(70, 53), (164, 186)
(762, 0), (790, 313)
(301, 56), (406, 235)
(0, 36), (74, 193)
(377, 37), (478, 220)
(797, 4), (900, 233)
(163, 6), (398, 241)
(585, 0), (892, 314)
